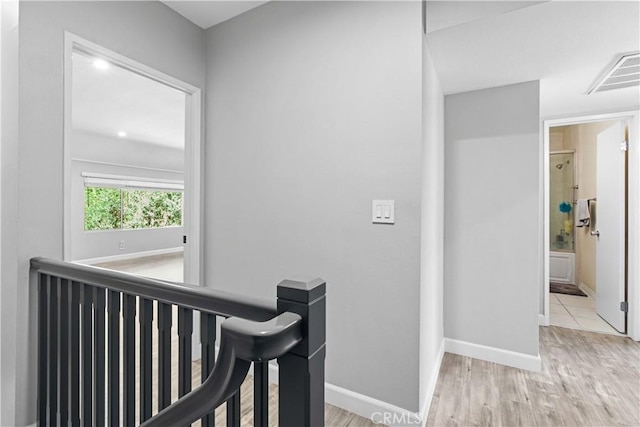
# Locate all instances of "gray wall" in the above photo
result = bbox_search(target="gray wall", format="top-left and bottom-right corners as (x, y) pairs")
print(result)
(205, 1), (423, 411)
(444, 81), (540, 356)
(70, 131), (184, 261)
(1, 0), (20, 423)
(14, 2), (204, 424)
(419, 34), (445, 410)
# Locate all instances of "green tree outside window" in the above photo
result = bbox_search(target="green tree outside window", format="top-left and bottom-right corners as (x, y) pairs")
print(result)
(84, 187), (183, 231)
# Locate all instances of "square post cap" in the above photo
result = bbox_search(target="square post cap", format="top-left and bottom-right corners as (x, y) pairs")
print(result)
(277, 277), (326, 303)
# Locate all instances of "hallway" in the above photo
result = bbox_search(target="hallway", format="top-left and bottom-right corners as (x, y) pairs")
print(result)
(91, 254), (640, 426)
(427, 326), (640, 426)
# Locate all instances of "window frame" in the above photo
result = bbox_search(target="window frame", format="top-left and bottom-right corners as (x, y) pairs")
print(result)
(83, 173), (184, 232)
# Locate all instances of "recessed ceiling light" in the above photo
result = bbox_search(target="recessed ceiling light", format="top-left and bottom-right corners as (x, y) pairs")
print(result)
(117, 131), (127, 138)
(92, 58), (110, 70)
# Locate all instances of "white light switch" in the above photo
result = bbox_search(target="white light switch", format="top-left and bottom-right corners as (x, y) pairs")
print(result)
(372, 200), (394, 224)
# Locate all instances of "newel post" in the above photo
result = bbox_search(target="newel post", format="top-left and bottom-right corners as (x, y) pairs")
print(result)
(277, 277), (326, 427)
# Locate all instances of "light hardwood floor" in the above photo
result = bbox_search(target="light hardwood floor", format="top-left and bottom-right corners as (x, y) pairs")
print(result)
(427, 326), (640, 426)
(95, 254), (640, 427)
(94, 252), (184, 283)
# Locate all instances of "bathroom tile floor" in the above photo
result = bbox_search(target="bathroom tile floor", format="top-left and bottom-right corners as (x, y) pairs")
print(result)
(549, 291), (624, 336)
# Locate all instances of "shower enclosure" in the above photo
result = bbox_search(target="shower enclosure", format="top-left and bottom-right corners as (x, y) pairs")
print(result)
(549, 151), (576, 283)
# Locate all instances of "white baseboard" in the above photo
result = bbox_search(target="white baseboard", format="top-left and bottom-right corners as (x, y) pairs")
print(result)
(265, 362), (421, 425)
(417, 339), (444, 425)
(326, 383), (422, 426)
(578, 282), (595, 298)
(268, 361), (279, 384)
(74, 246), (183, 265)
(538, 313), (548, 326)
(444, 338), (541, 372)
(214, 343), (437, 425)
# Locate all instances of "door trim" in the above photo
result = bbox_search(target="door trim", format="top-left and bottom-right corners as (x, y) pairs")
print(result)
(542, 110), (640, 341)
(62, 32), (203, 289)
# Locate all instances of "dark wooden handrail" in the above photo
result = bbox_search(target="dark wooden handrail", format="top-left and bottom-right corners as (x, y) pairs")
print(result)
(141, 312), (302, 426)
(31, 257), (276, 320)
(32, 257), (326, 427)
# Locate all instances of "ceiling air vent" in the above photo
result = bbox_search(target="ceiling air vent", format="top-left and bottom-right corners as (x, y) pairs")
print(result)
(588, 53), (640, 94)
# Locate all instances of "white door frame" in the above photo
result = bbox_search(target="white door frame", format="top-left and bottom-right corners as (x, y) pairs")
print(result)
(62, 32), (203, 288)
(542, 110), (640, 341)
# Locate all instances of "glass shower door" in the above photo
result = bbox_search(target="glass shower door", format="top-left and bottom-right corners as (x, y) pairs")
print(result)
(550, 152), (575, 252)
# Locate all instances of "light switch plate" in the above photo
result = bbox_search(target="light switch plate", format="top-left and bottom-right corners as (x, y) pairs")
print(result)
(372, 200), (394, 224)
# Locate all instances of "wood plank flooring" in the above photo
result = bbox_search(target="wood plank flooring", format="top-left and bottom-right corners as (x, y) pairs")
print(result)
(427, 326), (640, 426)
(93, 255), (640, 426)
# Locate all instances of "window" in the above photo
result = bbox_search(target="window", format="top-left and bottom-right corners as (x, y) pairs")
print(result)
(84, 187), (122, 230)
(83, 173), (183, 231)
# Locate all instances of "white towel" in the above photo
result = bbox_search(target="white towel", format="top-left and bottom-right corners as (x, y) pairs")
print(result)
(576, 199), (590, 227)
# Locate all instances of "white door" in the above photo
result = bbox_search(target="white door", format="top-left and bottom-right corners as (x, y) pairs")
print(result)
(595, 121), (626, 333)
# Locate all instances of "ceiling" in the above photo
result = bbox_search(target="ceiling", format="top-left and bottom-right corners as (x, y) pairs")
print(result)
(161, 1), (268, 29)
(72, 51), (186, 149)
(162, 0), (639, 117)
(425, 1), (547, 33)
(425, 1), (640, 117)
(73, 1), (639, 146)
(161, 0), (546, 32)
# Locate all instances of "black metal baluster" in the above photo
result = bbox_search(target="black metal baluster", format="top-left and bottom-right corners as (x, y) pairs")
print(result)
(254, 362), (268, 427)
(123, 294), (136, 427)
(82, 284), (93, 427)
(226, 392), (240, 427)
(93, 287), (106, 427)
(178, 307), (193, 398)
(70, 282), (81, 427)
(158, 302), (172, 410)
(200, 313), (217, 427)
(38, 274), (48, 427)
(107, 291), (120, 427)
(139, 298), (153, 422)
(59, 280), (70, 426)
(49, 276), (59, 427)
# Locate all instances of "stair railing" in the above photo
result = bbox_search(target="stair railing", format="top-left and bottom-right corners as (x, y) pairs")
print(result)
(31, 257), (326, 427)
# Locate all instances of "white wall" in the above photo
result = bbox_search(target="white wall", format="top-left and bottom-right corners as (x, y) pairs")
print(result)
(71, 130), (185, 171)
(70, 130), (184, 261)
(444, 81), (541, 363)
(15, 2), (204, 424)
(0, 1), (20, 423)
(205, 1), (423, 412)
(419, 35), (445, 418)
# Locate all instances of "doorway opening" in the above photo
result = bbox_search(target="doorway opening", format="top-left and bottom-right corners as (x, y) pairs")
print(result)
(62, 33), (203, 360)
(543, 111), (639, 340)
(62, 33), (202, 287)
